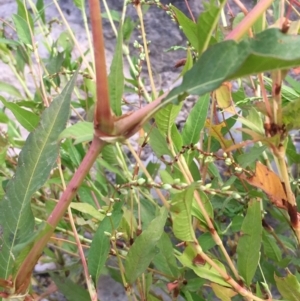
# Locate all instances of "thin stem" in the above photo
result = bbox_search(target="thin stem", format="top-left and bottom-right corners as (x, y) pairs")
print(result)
(126, 142), (170, 210)
(23, 0), (48, 107)
(167, 132), (242, 282)
(258, 74), (272, 119)
(81, 0), (95, 70)
(7, 60), (33, 98)
(102, 0), (151, 101)
(57, 158), (97, 301)
(277, 152), (300, 243)
(178, 153), (241, 281)
(53, 0), (95, 80)
(184, 0), (195, 22)
(226, 0), (273, 41)
(286, 0), (300, 16)
(193, 244), (266, 301)
(110, 226), (133, 301)
(258, 257), (272, 298)
(68, 207), (97, 300)
(102, 0), (118, 35)
(35, 217), (92, 244)
(135, 4), (157, 98)
(271, 70), (282, 125)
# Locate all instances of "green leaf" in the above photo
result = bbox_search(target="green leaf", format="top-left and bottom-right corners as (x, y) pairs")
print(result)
(155, 103), (182, 136)
(144, 123), (172, 157)
(211, 283), (237, 301)
(0, 38), (21, 49)
(171, 124), (183, 151)
(0, 71), (77, 280)
(237, 199), (262, 286)
(282, 98), (300, 130)
(0, 97), (39, 132)
(125, 207), (168, 284)
(171, 186), (195, 242)
(73, 0), (84, 10)
(58, 121), (93, 144)
(101, 10), (120, 22)
(51, 274), (90, 301)
(182, 94), (210, 145)
(229, 29), (300, 79)
(12, 14), (31, 45)
(0, 82), (22, 98)
(108, 25), (124, 116)
(180, 47), (193, 77)
(198, 232), (216, 252)
(57, 31), (74, 53)
(262, 230), (282, 262)
(263, 76), (299, 102)
(70, 202), (104, 221)
(197, 0), (227, 54)
(36, 0), (46, 24)
(165, 39), (248, 104)
(153, 233), (179, 278)
(101, 144), (118, 166)
(286, 75), (300, 94)
(171, 6), (198, 49)
(286, 135), (300, 164)
(176, 245), (229, 287)
(237, 145), (267, 168)
(88, 203), (123, 283)
(192, 190), (213, 229)
(274, 272), (300, 301)
(165, 29), (300, 105)
(16, 0), (34, 31)
(12, 222), (52, 277)
(239, 107), (264, 135)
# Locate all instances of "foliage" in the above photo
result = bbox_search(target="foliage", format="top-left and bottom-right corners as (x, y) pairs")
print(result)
(0, 0), (299, 300)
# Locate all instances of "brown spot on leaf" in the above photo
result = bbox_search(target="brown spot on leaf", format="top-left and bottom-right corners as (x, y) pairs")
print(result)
(193, 254), (206, 265)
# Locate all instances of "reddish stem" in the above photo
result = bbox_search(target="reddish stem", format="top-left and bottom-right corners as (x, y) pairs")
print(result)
(88, 0), (114, 134)
(226, 0), (273, 41)
(15, 137), (106, 293)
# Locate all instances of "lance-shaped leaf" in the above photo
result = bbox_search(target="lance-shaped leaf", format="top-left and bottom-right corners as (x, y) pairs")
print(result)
(282, 98), (300, 130)
(171, 6), (198, 49)
(237, 199), (262, 286)
(182, 94), (210, 145)
(197, 0), (227, 54)
(0, 96), (39, 132)
(108, 25), (124, 116)
(211, 283), (237, 301)
(176, 245), (230, 287)
(51, 273), (90, 301)
(153, 233), (179, 278)
(165, 39), (248, 104)
(155, 102), (183, 150)
(165, 29), (300, 105)
(125, 207), (168, 284)
(229, 29), (300, 79)
(155, 103), (182, 136)
(171, 186), (195, 242)
(88, 202), (123, 284)
(58, 121), (93, 144)
(0, 72), (77, 280)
